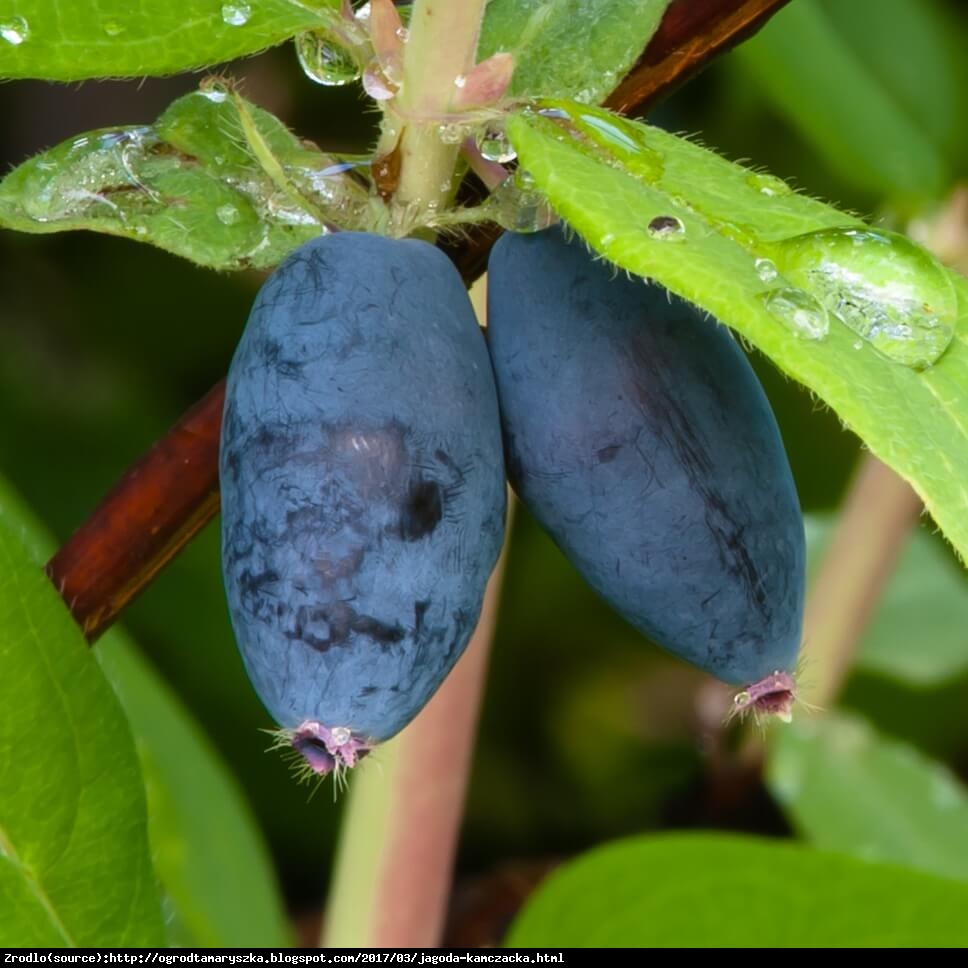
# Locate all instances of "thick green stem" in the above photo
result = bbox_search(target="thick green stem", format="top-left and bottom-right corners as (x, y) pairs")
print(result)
(387, 0), (488, 229)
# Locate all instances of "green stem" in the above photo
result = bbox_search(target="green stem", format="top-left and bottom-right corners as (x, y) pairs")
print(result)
(386, 0), (489, 230)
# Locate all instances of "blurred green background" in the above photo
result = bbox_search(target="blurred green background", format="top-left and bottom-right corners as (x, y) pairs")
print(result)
(2, 0), (968, 942)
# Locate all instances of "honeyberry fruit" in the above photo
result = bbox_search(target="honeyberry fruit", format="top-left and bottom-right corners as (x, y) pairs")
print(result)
(486, 228), (805, 712)
(221, 232), (506, 774)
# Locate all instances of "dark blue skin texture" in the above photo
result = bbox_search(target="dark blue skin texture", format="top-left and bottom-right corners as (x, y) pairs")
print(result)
(487, 229), (805, 685)
(221, 232), (506, 742)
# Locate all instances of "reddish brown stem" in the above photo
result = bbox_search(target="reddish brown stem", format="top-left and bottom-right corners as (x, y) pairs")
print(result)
(607, 0), (792, 113)
(46, 380), (225, 640)
(46, 0), (793, 642)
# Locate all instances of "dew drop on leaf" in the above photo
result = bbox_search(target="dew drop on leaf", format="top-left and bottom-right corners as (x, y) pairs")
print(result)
(647, 215), (684, 240)
(216, 204), (240, 225)
(1, 16), (29, 45)
(755, 257), (778, 283)
(746, 172), (792, 197)
(221, 3), (251, 27)
(760, 288), (829, 341)
(295, 32), (361, 86)
(772, 227), (956, 370)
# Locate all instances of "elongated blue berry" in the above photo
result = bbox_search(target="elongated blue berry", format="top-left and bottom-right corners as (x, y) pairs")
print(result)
(221, 232), (506, 773)
(487, 229), (804, 706)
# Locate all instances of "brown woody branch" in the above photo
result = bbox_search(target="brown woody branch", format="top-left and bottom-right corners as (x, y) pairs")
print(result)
(46, 0), (792, 642)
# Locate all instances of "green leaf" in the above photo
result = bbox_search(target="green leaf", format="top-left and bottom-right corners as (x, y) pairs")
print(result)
(0, 1), (340, 81)
(768, 712), (968, 882)
(0, 473), (290, 947)
(805, 517), (968, 686)
(507, 833), (968, 947)
(0, 87), (376, 270)
(732, 0), (951, 199)
(0, 520), (164, 946)
(478, 0), (670, 104)
(98, 634), (292, 947)
(506, 102), (968, 564)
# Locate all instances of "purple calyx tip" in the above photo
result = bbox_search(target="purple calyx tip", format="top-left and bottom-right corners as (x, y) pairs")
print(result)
(291, 721), (373, 775)
(732, 670), (797, 723)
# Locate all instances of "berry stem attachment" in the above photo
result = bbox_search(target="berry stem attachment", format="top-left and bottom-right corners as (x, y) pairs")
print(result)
(385, 0), (489, 231)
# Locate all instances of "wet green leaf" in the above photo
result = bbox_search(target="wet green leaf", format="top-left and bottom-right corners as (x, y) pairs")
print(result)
(507, 833), (968, 947)
(479, 0), (669, 104)
(0, 0), (340, 81)
(768, 712), (968, 882)
(506, 101), (968, 564)
(98, 635), (292, 947)
(0, 473), (290, 947)
(0, 87), (377, 270)
(0, 519), (164, 946)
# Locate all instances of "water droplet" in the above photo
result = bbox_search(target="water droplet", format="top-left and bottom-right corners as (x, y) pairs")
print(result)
(363, 60), (398, 100)
(772, 227), (957, 370)
(265, 195), (320, 227)
(355, 2), (371, 23)
(647, 215), (684, 240)
(514, 169), (535, 190)
(102, 21), (124, 37)
(1, 16), (29, 45)
(200, 88), (229, 103)
(295, 31), (361, 86)
(18, 126), (163, 225)
(853, 340), (863, 350)
(453, 73), (466, 89)
(577, 110), (663, 181)
(747, 172), (792, 197)
(760, 288), (828, 341)
(438, 123), (465, 145)
(395, 26), (409, 42)
(537, 106), (570, 121)
(755, 257), (778, 283)
(216, 204), (240, 225)
(475, 125), (516, 164)
(221, 3), (251, 27)
(489, 174), (556, 234)
(330, 726), (352, 746)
